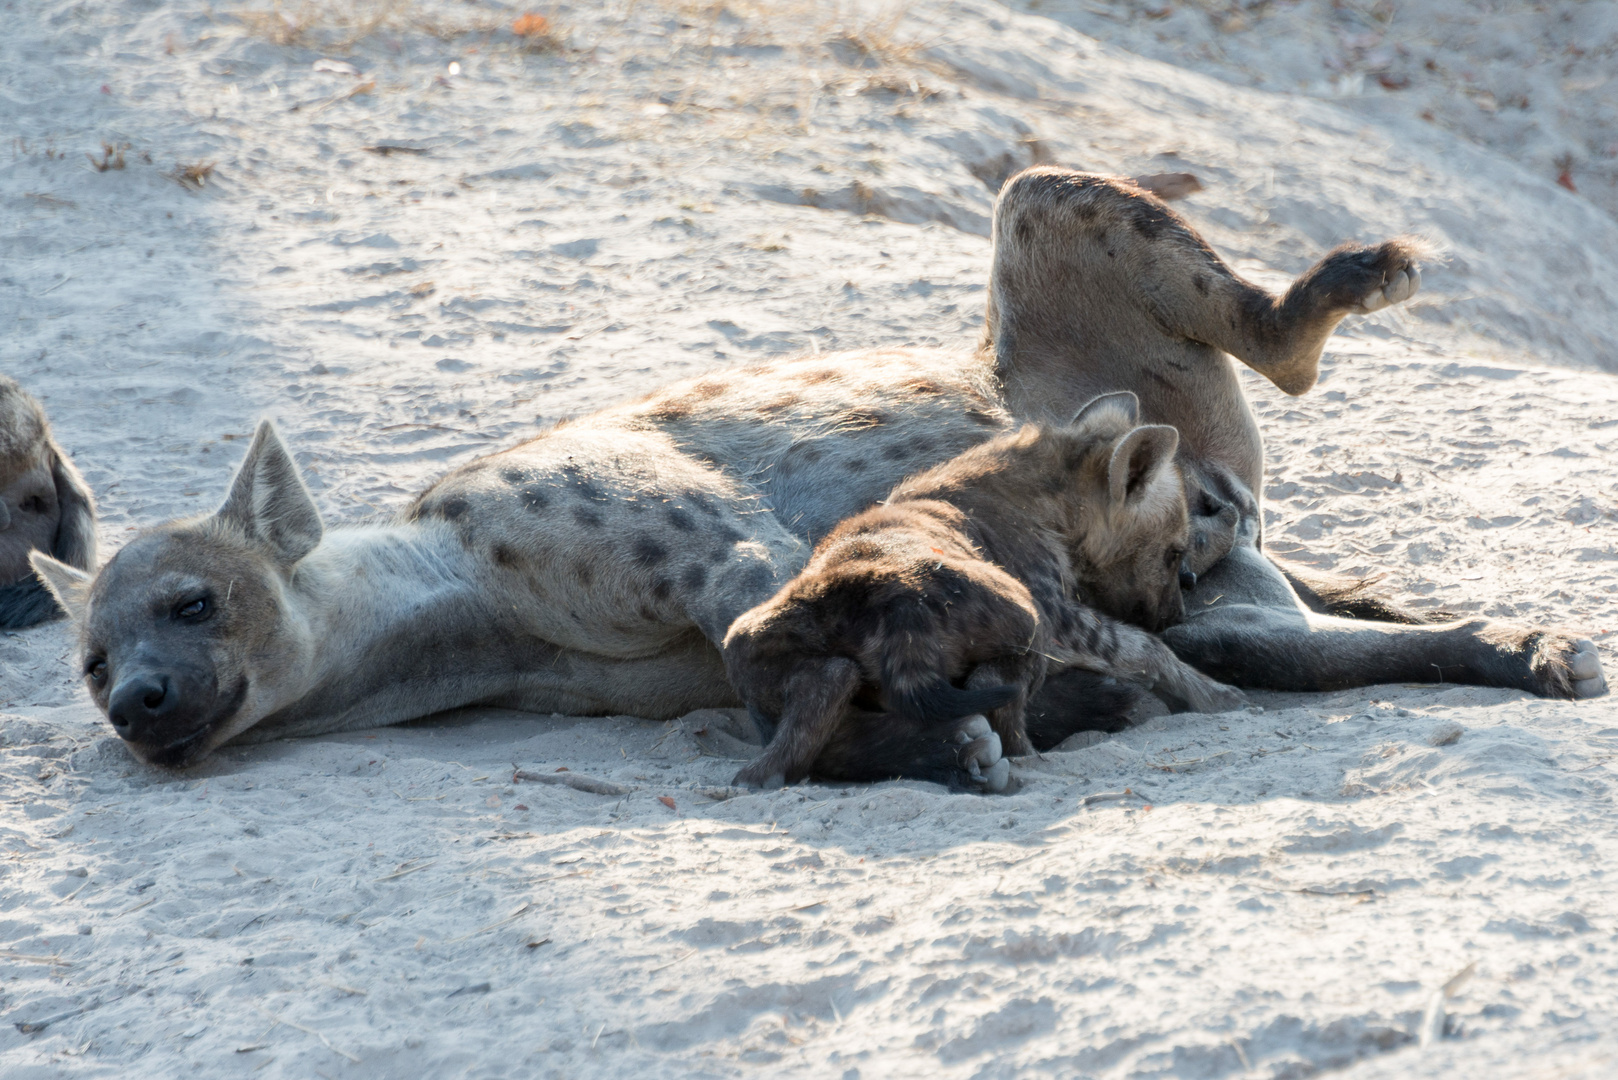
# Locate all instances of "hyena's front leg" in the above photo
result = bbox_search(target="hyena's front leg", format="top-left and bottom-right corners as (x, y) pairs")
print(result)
(734, 658), (862, 789)
(963, 657), (1040, 757)
(1169, 542), (1609, 698)
(1052, 599), (1248, 714)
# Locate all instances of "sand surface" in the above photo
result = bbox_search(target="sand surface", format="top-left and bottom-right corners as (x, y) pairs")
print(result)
(2, 1), (1616, 1076)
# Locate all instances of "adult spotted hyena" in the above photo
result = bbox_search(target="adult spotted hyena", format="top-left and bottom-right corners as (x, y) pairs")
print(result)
(724, 391), (1245, 792)
(33, 168), (1605, 771)
(1, 376), (96, 628)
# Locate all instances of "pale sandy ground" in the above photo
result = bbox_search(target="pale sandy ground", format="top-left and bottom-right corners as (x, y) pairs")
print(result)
(1011, 0), (1618, 220)
(2, 1), (1617, 1076)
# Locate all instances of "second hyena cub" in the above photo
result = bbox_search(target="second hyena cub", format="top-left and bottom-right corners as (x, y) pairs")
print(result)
(723, 392), (1246, 792)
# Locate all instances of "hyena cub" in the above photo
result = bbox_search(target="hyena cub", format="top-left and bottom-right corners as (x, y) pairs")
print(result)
(723, 391), (1245, 792)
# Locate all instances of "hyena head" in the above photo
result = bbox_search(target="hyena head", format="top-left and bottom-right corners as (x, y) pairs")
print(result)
(31, 422), (322, 767)
(1061, 391), (1189, 632)
(1, 377), (96, 588)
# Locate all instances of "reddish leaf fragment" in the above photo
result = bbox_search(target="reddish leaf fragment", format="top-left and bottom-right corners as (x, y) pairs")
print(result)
(513, 13), (551, 37)
(658, 796), (677, 810)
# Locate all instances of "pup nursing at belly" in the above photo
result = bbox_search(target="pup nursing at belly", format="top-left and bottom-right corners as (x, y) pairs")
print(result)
(724, 390), (1244, 793)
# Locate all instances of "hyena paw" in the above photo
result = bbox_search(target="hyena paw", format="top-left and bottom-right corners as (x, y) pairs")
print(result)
(1173, 671), (1249, 714)
(732, 759), (787, 790)
(1352, 264), (1420, 313)
(1534, 634), (1608, 699)
(954, 715), (1011, 794)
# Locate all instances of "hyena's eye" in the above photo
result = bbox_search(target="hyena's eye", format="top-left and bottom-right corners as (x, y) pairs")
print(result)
(87, 658), (107, 686)
(175, 597), (209, 620)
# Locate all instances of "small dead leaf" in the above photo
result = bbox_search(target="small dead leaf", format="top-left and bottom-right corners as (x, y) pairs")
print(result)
(174, 161), (216, 189)
(657, 796), (676, 810)
(512, 13), (551, 37)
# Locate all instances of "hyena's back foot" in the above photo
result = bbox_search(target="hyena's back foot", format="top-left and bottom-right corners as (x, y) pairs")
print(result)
(1315, 237), (1424, 314)
(1530, 633), (1608, 699)
(1464, 622), (1607, 699)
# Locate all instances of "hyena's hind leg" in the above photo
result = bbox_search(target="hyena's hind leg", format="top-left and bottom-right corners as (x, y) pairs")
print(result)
(733, 658), (862, 789)
(991, 169), (1424, 397)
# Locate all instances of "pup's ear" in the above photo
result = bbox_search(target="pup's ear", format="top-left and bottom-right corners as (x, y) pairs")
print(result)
(48, 440), (98, 571)
(1071, 390), (1139, 429)
(28, 551), (92, 625)
(215, 421), (323, 567)
(1108, 424), (1180, 508)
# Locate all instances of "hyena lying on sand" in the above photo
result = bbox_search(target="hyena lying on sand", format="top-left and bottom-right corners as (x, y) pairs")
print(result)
(725, 391), (1244, 791)
(31, 168), (1604, 775)
(1, 376), (96, 628)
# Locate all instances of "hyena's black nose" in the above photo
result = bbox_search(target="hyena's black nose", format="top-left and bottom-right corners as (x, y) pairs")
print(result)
(108, 675), (177, 737)
(1179, 565), (1197, 591)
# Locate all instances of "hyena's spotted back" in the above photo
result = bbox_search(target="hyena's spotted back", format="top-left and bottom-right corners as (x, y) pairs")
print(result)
(407, 349), (1014, 660)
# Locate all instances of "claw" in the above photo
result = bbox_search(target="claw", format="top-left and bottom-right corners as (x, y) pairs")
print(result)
(1569, 639), (1603, 681)
(954, 715), (991, 743)
(1573, 677), (1608, 700)
(1355, 267), (1420, 314)
(961, 731), (1002, 769)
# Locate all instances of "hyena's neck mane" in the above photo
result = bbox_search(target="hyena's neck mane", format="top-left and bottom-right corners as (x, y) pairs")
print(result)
(246, 519), (505, 742)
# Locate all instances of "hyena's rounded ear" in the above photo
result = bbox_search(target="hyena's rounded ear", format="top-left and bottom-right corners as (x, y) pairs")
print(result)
(28, 550), (92, 624)
(1070, 391), (1140, 429)
(1108, 424), (1180, 508)
(48, 440), (98, 571)
(215, 420), (323, 567)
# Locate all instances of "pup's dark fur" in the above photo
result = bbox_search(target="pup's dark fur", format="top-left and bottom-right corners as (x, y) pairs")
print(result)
(724, 392), (1244, 790)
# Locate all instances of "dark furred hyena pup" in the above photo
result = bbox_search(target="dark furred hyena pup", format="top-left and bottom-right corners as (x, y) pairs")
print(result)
(723, 391), (1246, 792)
(1, 376), (96, 628)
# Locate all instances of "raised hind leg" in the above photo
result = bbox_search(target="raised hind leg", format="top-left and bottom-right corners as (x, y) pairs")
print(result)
(987, 168), (1423, 401)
